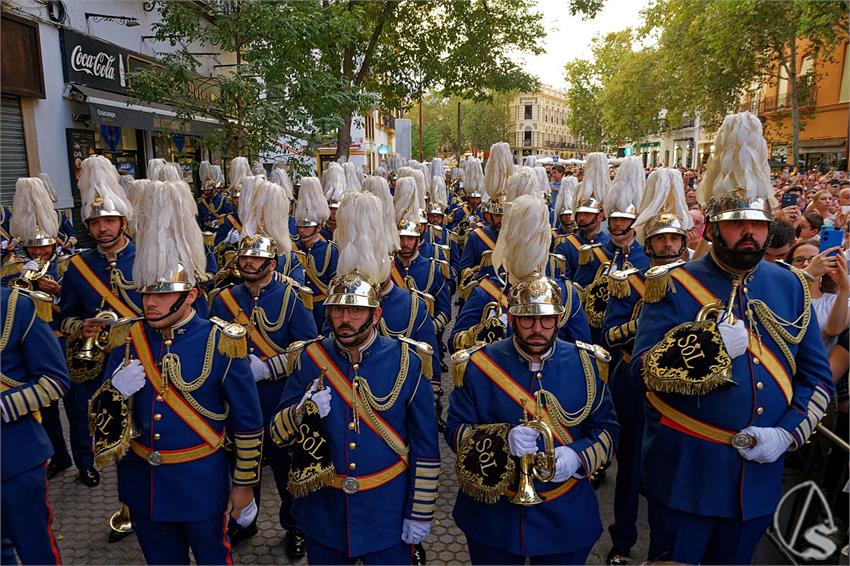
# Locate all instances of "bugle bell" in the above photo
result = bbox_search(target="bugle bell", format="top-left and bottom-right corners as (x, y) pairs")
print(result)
(511, 399), (556, 506)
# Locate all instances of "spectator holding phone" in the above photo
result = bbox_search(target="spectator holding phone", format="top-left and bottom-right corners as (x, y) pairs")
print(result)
(788, 239), (850, 354)
(809, 189), (835, 220)
(797, 211), (824, 240)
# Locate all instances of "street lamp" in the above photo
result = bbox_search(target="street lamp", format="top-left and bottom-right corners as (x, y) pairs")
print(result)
(85, 13), (140, 27)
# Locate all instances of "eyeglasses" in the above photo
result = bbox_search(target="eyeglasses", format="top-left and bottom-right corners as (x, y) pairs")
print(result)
(514, 316), (558, 330)
(790, 256), (815, 266)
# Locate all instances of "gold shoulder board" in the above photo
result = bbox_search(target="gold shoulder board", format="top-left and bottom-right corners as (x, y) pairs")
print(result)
(450, 343), (485, 387)
(209, 316), (247, 358)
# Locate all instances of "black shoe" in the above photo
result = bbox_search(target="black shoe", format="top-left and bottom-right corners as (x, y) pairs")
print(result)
(412, 543), (426, 565)
(437, 417), (447, 433)
(606, 547), (630, 565)
(591, 467), (607, 489)
(228, 521), (258, 547)
(440, 361), (449, 373)
(285, 528), (306, 560)
(78, 467), (100, 487)
(46, 458), (72, 479)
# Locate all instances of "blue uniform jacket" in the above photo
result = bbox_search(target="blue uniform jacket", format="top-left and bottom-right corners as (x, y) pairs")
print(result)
(272, 334), (440, 556)
(554, 230), (611, 285)
(394, 254), (452, 335)
(198, 193), (232, 230)
(104, 312), (264, 522)
(277, 251), (306, 286)
(459, 225), (498, 281)
(294, 238), (339, 330)
(0, 288), (70, 481)
(424, 224), (459, 287)
(447, 204), (482, 231)
(449, 276), (591, 353)
(210, 277), (317, 420)
(214, 212), (242, 246)
(631, 255), (834, 520)
(58, 242), (142, 342)
(445, 338), (619, 556)
(573, 238), (649, 290)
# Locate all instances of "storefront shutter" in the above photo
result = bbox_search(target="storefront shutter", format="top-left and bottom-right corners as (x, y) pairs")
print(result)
(0, 94), (29, 206)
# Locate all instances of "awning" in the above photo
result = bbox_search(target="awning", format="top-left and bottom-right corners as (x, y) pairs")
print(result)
(64, 83), (218, 135)
(798, 137), (846, 153)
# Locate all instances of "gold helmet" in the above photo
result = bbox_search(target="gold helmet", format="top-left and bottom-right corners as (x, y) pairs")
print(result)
(11, 177), (59, 247)
(508, 273), (565, 317)
(634, 168), (693, 243)
(237, 176), (292, 259)
(484, 142), (512, 215)
(699, 112), (775, 223)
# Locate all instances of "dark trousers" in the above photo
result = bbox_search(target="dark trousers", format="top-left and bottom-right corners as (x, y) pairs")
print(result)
(40, 402), (71, 465)
(65, 378), (102, 470)
(305, 537), (414, 565)
(647, 496), (771, 564)
(466, 538), (593, 565)
(0, 464), (62, 565)
(132, 512), (232, 565)
(608, 415), (643, 551)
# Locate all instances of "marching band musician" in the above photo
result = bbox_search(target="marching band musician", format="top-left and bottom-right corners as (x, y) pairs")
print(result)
(553, 152), (612, 286)
(270, 190), (440, 564)
(1, 286), (69, 565)
(446, 194), (618, 565)
(209, 175), (317, 556)
(552, 175), (578, 237)
(214, 157), (251, 248)
(459, 143), (513, 284)
(321, 162), (347, 241)
(601, 167), (693, 565)
(293, 177), (339, 329)
(631, 112), (834, 564)
(450, 177), (591, 354)
(57, 155), (140, 489)
(100, 179), (263, 564)
(197, 162), (232, 232)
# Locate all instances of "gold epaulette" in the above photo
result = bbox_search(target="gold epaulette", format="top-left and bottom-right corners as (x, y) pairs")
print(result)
(608, 267), (639, 299)
(209, 316), (247, 358)
(408, 286), (436, 317)
(643, 260), (686, 303)
(398, 336), (434, 381)
(292, 249), (308, 266)
(283, 335), (324, 375)
(0, 257), (23, 278)
(553, 233), (569, 247)
(272, 272), (314, 310)
(549, 252), (566, 275)
(575, 341), (612, 384)
(57, 256), (71, 278)
(433, 257), (451, 280)
(450, 343), (486, 387)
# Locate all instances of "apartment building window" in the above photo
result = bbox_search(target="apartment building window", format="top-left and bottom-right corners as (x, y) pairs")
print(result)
(523, 128), (532, 146)
(524, 104), (533, 120)
(840, 42), (850, 103)
(365, 113), (375, 140)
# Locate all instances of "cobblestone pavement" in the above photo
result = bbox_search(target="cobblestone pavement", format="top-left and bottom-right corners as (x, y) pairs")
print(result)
(46, 304), (650, 564)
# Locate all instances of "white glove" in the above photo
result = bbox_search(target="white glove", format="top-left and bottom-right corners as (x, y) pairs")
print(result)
(718, 319), (748, 359)
(111, 360), (146, 399)
(508, 425), (539, 457)
(235, 498), (257, 527)
(249, 354), (270, 382)
(401, 519), (431, 544)
(737, 426), (793, 464)
(297, 378), (332, 418)
(22, 260), (40, 274)
(225, 229), (240, 244)
(551, 445), (582, 482)
(0, 240), (7, 250)
(498, 312), (508, 326)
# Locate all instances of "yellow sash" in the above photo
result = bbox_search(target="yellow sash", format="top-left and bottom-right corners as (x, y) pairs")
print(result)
(304, 342), (408, 465)
(69, 256), (136, 318)
(226, 214), (242, 231)
(473, 228), (496, 251)
(218, 288), (279, 360)
(478, 278), (508, 309)
(129, 323), (223, 449)
(628, 274), (645, 298)
(669, 269), (793, 403)
(390, 264), (407, 289)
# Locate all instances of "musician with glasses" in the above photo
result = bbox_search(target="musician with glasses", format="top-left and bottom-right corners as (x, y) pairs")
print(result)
(446, 195), (617, 565)
(631, 113), (833, 564)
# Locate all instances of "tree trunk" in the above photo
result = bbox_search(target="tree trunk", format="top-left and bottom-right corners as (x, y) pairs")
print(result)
(788, 37), (800, 169)
(336, 113), (352, 161)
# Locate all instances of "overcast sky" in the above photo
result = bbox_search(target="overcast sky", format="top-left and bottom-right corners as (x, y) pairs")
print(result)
(517, 0), (651, 92)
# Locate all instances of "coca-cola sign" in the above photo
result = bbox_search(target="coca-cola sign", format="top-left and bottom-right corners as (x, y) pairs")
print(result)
(61, 29), (127, 94)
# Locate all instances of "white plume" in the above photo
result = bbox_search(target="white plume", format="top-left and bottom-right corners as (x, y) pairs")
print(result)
(430, 176), (448, 208)
(431, 158), (445, 182)
(199, 161), (212, 183)
(335, 191), (391, 285)
(393, 177), (419, 226)
(506, 166), (542, 202)
(492, 195), (551, 283)
(463, 159), (485, 197)
(605, 156), (644, 216)
(269, 165), (295, 202)
(211, 165), (225, 184)
(133, 180), (205, 287)
(11, 177), (59, 241)
(294, 177), (330, 225)
(697, 111), (777, 210)
(363, 175), (400, 252)
(323, 162), (346, 202)
(554, 176), (578, 215)
(484, 142), (513, 203)
(576, 152), (610, 206)
(79, 155), (132, 222)
(342, 162), (362, 193)
(633, 168), (693, 244)
(533, 166), (551, 198)
(240, 176), (292, 256)
(523, 156), (537, 167)
(229, 157), (251, 188)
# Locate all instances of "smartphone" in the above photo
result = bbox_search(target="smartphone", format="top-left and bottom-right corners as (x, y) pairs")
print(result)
(780, 192), (799, 209)
(687, 176), (695, 188)
(819, 227), (844, 256)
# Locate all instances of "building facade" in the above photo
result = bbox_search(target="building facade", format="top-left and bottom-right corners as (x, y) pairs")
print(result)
(740, 37), (849, 170)
(508, 85), (579, 161)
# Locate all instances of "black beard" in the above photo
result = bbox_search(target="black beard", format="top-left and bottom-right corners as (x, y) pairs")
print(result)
(711, 229), (767, 272)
